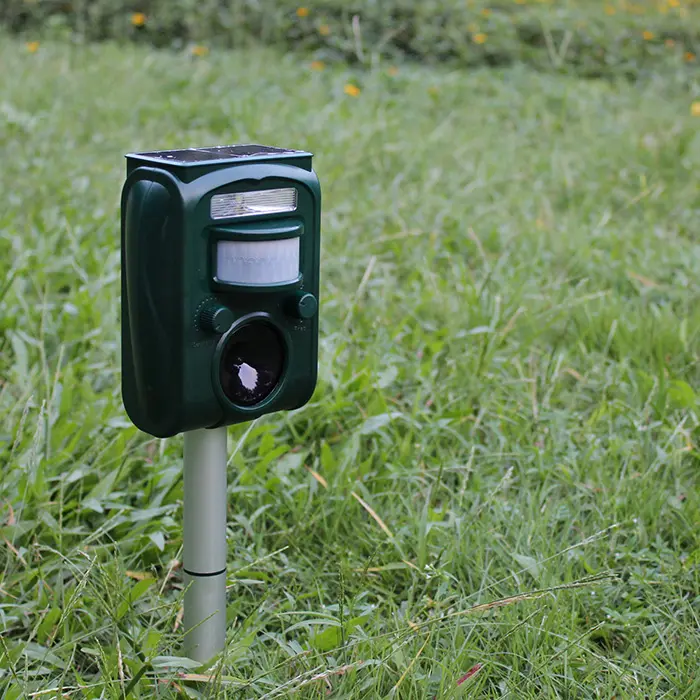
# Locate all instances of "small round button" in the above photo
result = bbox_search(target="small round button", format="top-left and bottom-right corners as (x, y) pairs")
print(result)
(200, 304), (235, 334)
(288, 292), (318, 320)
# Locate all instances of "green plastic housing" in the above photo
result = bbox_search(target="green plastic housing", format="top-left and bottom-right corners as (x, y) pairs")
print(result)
(121, 146), (321, 438)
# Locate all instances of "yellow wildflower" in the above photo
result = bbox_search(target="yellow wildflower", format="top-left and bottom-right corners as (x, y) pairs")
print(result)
(319, 24), (331, 36)
(310, 60), (325, 71)
(691, 102), (700, 117)
(685, 51), (696, 62)
(344, 84), (361, 97)
(131, 12), (146, 27)
(387, 66), (399, 77)
(26, 41), (40, 53)
(481, 8), (492, 17)
(191, 45), (209, 57)
(472, 33), (488, 45)
(669, 0), (680, 7)
(642, 31), (654, 41)
(604, 5), (616, 15)
(296, 7), (309, 18)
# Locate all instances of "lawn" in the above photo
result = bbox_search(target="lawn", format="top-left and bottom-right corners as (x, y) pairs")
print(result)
(0, 36), (699, 698)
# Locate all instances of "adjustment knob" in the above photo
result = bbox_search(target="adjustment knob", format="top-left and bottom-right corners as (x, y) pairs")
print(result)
(199, 304), (235, 334)
(287, 292), (318, 320)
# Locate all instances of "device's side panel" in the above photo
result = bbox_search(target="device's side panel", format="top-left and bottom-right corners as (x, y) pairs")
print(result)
(121, 177), (184, 437)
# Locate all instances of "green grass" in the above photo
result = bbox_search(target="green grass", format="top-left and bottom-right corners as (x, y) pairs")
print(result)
(1, 37), (699, 698)
(3, 0), (700, 80)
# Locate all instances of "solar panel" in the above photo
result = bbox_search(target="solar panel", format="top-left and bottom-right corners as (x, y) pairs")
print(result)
(136, 144), (303, 164)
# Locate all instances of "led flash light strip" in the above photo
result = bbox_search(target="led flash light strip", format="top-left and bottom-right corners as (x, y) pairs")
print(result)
(211, 188), (297, 219)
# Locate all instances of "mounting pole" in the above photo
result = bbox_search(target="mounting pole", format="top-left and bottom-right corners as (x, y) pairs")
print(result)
(183, 427), (228, 661)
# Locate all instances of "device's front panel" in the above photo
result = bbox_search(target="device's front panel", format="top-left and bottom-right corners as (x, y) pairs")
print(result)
(182, 170), (320, 431)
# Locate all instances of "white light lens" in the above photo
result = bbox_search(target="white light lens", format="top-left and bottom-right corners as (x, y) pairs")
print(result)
(211, 188), (297, 219)
(216, 238), (300, 285)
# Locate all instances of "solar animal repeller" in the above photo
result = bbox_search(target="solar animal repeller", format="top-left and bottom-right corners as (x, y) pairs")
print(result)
(120, 145), (321, 661)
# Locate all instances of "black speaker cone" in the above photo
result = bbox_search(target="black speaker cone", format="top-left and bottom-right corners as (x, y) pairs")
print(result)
(219, 322), (285, 406)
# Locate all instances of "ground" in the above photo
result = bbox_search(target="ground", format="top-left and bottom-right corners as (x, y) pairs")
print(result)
(0, 37), (699, 699)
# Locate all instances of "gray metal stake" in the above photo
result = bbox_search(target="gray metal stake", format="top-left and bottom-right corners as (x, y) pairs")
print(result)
(183, 427), (228, 661)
